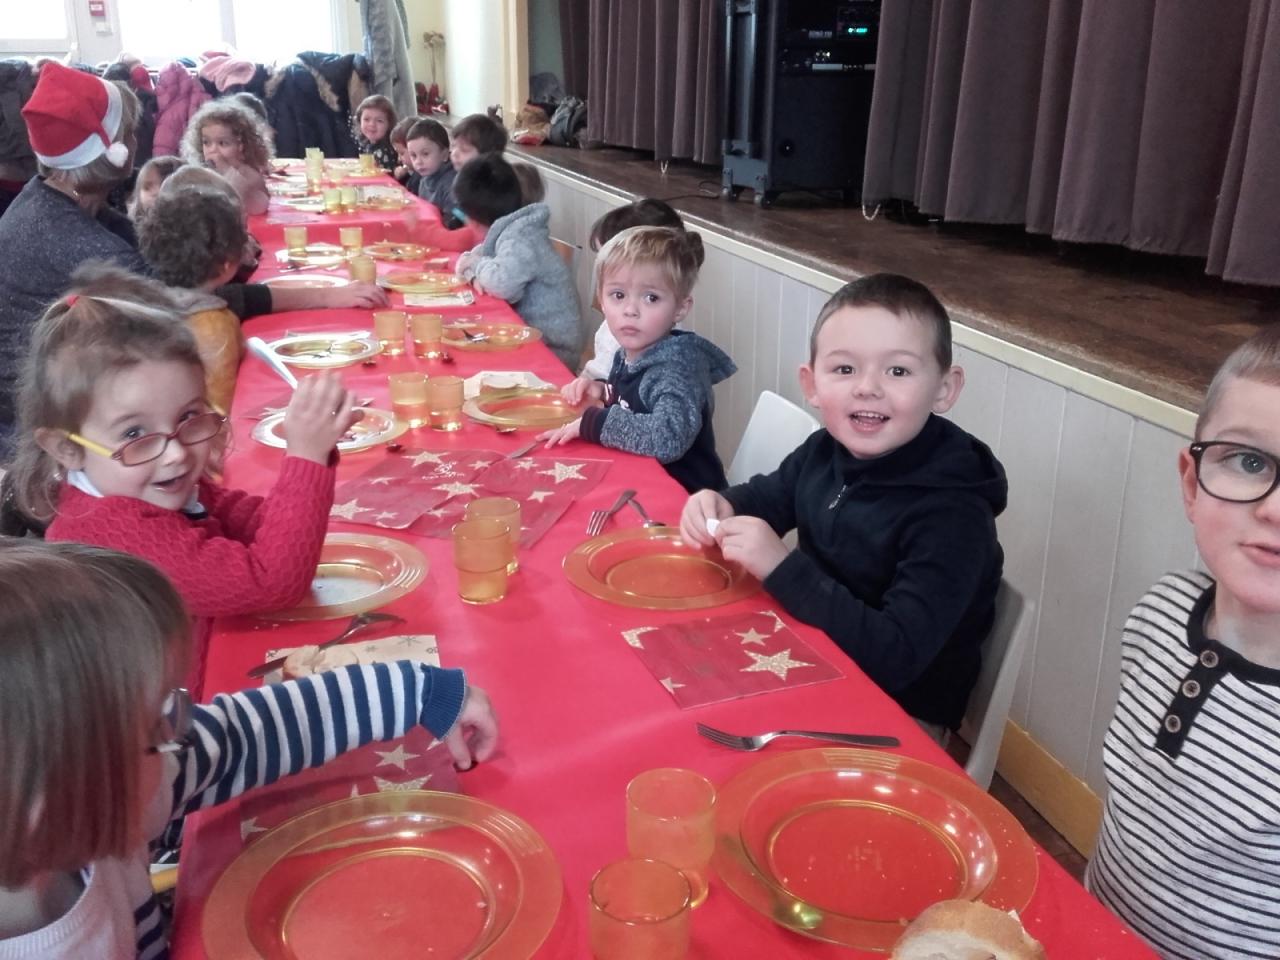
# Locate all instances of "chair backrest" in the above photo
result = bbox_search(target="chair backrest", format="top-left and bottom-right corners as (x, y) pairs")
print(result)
(960, 580), (1035, 790)
(727, 391), (820, 486)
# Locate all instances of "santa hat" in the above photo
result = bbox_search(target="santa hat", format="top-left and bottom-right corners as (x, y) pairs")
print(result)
(21, 62), (130, 170)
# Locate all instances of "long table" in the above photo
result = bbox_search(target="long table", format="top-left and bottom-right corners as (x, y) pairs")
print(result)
(169, 184), (1155, 958)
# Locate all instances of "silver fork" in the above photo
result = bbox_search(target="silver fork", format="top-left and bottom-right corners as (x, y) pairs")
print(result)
(695, 722), (900, 751)
(587, 489), (636, 537)
(505, 437), (540, 459)
(247, 611), (405, 679)
(626, 497), (664, 527)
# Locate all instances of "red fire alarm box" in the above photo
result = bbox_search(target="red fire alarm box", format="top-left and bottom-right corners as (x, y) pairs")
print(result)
(89, 0), (108, 18)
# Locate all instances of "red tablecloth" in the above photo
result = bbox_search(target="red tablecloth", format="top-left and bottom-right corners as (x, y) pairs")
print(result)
(170, 198), (1155, 959)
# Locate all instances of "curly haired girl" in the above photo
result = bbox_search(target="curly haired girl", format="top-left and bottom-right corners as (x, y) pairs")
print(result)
(180, 100), (272, 215)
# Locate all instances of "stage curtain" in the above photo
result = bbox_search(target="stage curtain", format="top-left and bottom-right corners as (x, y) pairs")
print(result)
(559, 0), (591, 99)
(863, 0), (1279, 286)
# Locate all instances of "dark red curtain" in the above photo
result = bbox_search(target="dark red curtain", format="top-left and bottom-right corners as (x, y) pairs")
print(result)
(863, 0), (1280, 287)
(582, 0), (722, 163)
(559, 0), (591, 99)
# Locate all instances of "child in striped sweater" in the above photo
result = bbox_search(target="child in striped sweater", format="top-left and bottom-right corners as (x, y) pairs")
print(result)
(1087, 325), (1280, 959)
(0, 540), (496, 960)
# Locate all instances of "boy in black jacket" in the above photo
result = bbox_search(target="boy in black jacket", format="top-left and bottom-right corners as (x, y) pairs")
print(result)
(680, 274), (1007, 733)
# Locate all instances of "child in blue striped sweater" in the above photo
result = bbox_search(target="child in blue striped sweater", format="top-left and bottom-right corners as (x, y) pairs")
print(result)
(0, 540), (497, 960)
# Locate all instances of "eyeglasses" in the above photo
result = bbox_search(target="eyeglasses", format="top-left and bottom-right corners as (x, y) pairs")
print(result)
(148, 687), (194, 754)
(1189, 441), (1280, 504)
(64, 412), (226, 467)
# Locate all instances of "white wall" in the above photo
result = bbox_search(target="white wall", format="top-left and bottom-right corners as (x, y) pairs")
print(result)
(402, 0), (447, 100)
(441, 0), (507, 116)
(537, 166), (1201, 801)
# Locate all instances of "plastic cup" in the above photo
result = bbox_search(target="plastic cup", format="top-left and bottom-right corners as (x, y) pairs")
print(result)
(339, 185), (359, 213)
(409, 312), (444, 359)
(359, 152), (376, 175)
(589, 858), (691, 960)
(626, 768), (716, 908)
(348, 255), (377, 283)
(465, 497), (521, 573)
(451, 517), (510, 604)
(389, 372), (429, 428)
(426, 375), (464, 432)
(322, 187), (342, 214)
(283, 226), (308, 255)
(339, 226), (363, 256)
(372, 310), (407, 356)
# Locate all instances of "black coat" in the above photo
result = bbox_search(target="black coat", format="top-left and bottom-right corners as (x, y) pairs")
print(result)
(266, 52), (372, 159)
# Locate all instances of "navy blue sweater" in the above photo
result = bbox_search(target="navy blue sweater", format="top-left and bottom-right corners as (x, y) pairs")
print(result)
(723, 414), (1007, 727)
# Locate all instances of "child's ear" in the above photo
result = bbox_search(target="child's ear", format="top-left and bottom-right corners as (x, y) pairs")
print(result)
(1178, 446), (1200, 518)
(798, 363), (818, 407)
(673, 295), (693, 326)
(931, 364), (965, 414)
(34, 427), (85, 472)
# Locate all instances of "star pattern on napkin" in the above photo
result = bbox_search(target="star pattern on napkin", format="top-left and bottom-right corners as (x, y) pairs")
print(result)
(375, 744), (420, 770)
(240, 817), (268, 841)
(410, 450), (447, 468)
(736, 628), (769, 646)
(514, 459), (539, 470)
(527, 489), (554, 502)
(660, 677), (685, 693)
(435, 481), (480, 497)
(760, 610), (787, 633)
(330, 498), (368, 520)
(539, 461), (587, 484)
(622, 626), (656, 649)
(367, 475), (395, 485)
(375, 774), (433, 793)
(742, 648), (814, 681)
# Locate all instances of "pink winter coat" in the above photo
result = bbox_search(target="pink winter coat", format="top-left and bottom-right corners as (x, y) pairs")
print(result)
(153, 62), (209, 158)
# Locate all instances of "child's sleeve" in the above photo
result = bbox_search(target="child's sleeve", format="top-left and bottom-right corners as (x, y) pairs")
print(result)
(417, 220), (479, 251)
(763, 498), (999, 693)
(579, 366), (706, 463)
(720, 443), (808, 534)
(459, 234), (536, 303)
(168, 662), (467, 816)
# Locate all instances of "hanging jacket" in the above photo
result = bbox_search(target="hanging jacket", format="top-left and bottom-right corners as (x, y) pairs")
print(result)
(265, 53), (371, 159)
(0, 59), (38, 176)
(361, 0), (416, 119)
(153, 63), (210, 158)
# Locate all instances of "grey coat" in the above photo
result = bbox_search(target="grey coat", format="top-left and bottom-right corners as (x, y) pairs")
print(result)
(456, 203), (584, 370)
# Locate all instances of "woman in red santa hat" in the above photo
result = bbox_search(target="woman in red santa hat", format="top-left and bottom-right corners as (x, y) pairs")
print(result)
(0, 62), (143, 457)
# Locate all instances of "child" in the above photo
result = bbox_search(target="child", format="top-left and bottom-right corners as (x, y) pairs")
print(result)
(415, 112), (510, 244)
(390, 115), (416, 187)
(1085, 326), (1280, 959)
(453, 153), (583, 370)
(137, 189), (246, 412)
(679, 274), (1006, 732)
(351, 94), (398, 173)
(512, 162), (545, 204)
(127, 155), (184, 220)
(180, 100), (271, 216)
(406, 117), (455, 212)
(541, 226), (734, 492)
(0, 538), (496, 959)
(9, 278), (362, 698)
(568, 198), (689, 384)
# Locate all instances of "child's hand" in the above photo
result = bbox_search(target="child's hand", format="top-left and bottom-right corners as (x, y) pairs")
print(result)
(283, 371), (364, 464)
(715, 515), (790, 579)
(560, 376), (604, 407)
(444, 685), (499, 770)
(471, 277), (489, 297)
(680, 489), (734, 547)
(324, 282), (390, 309)
(538, 417), (583, 448)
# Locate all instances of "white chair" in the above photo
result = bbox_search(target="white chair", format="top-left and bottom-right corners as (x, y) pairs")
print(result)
(960, 580), (1035, 790)
(727, 390), (820, 486)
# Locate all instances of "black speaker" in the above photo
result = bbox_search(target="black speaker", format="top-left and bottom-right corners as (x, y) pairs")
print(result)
(722, 0), (880, 207)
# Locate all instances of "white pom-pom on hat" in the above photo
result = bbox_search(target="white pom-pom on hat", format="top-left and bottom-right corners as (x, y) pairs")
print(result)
(105, 141), (130, 167)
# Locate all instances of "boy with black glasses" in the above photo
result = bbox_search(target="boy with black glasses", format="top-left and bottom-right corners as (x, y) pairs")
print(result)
(1087, 325), (1280, 959)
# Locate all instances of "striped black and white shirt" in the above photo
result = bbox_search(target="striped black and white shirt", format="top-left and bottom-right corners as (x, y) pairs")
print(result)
(0, 661), (465, 960)
(1086, 572), (1280, 959)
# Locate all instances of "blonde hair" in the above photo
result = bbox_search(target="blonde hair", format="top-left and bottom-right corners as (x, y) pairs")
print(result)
(0, 539), (189, 887)
(9, 264), (203, 521)
(1196, 325), (1280, 440)
(39, 81), (140, 193)
(180, 100), (274, 173)
(593, 226), (706, 302)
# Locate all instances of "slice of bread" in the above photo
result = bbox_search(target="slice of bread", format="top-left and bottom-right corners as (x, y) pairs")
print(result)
(892, 900), (1046, 960)
(282, 644), (360, 680)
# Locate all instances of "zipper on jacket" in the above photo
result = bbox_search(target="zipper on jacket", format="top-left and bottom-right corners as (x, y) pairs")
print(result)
(828, 483), (849, 511)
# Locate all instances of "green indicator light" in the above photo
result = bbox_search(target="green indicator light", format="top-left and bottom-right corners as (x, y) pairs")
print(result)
(854, 26), (869, 34)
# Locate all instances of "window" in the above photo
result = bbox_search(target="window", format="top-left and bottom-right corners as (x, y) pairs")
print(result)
(117, 0), (339, 67)
(1, 0), (73, 54)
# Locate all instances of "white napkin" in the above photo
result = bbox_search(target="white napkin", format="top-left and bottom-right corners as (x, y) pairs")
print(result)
(706, 517), (721, 536)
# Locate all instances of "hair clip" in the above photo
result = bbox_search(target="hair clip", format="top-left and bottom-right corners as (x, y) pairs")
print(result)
(65, 294), (79, 307)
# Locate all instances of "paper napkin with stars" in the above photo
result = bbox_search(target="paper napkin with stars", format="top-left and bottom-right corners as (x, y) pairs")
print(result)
(623, 609), (843, 708)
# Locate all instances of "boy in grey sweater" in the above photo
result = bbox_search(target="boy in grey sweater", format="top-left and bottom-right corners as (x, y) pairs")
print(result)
(453, 154), (583, 370)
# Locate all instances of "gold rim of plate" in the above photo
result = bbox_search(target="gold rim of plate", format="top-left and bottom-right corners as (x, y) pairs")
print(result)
(274, 244), (347, 268)
(377, 271), (466, 294)
(443, 322), (542, 352)
(253, 533), (427, 621)
(365, 242), (434, 261)
(201, 791), (562, 958)
(361, 194), (412, 210)
(260, 275), (351, 291)
(266, 331), (380, 367)
(252, 407), (405, 452)
(462, 389), (580, 429)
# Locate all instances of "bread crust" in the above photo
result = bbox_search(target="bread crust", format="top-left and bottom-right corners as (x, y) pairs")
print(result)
(892, 900), (1046, 960)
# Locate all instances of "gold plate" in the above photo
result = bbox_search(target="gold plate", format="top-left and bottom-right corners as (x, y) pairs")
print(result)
(378, 270), (466, 294)
(252, 408), (405, 453)
(255, 533), (427, 621)
(464, 389), (580, 429)
(564, 526), (760, 610)
(714, 749), (1038, 952)
(361, 193), (412, 210)
(274, 244), (346, 268)
(365, 242), (435, 261)
(261, 275), (351, 292)
(203, 792), (562, 958)
(443, 321), (542, 352)
(267, 331), (380, 367)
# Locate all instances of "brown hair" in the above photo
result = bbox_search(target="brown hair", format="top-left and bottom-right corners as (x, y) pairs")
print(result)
(180, 100), (274, 172)
(811, 273), (953, 369)
(40, 81), (140, 193)
(139, 186), (247, 288)
(0, 539), (189, 887)
(512, 162), (545, 204)
(9, 264), (202, 521)
(451, 113), (508, 155)
(1196, 325), (1280, 440)
(390, 116), (416, 147)
(406, 117), (450, 153)
(354, 94), (397, 131)
(589, 198), (685, 252)
(593, 225), (705, 301)
(127, 155), (185, 218)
